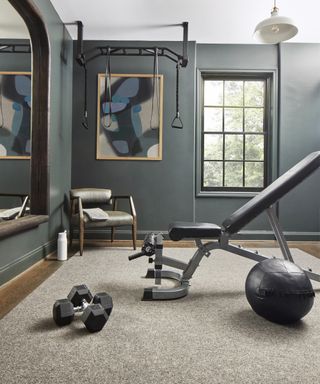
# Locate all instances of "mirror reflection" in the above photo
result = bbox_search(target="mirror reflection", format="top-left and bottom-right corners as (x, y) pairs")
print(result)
(0, 0), (31, 222)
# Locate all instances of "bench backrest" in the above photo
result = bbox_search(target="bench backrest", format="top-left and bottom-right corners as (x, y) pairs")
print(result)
(222, 151), (320, 235)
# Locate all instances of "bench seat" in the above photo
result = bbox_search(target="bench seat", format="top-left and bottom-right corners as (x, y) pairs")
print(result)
(168, 221), (222, 241)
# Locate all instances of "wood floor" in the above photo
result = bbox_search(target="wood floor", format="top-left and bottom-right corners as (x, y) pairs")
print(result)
(0, 240), (319, 320)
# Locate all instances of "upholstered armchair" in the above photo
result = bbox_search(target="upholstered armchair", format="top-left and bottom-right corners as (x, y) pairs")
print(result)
(69, 188), (137, 255)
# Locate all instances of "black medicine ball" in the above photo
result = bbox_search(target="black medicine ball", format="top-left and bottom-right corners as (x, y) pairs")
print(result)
(245, 258), (315, 324)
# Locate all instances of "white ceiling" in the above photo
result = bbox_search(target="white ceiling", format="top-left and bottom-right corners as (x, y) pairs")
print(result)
(2, 0), (320, 44)
(49, 0), (320, 43)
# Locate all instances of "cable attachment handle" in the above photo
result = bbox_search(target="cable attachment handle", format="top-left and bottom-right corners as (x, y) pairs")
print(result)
(171, 112), (183, 129)
(171, 60), (183, 129)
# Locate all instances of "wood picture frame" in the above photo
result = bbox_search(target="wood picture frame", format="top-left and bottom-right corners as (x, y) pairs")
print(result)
(96, 73), (163, 160)
(0, 71), (32, 159)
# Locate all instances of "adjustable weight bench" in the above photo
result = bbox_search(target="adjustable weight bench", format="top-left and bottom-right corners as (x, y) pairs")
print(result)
(130, 151), (320, 300)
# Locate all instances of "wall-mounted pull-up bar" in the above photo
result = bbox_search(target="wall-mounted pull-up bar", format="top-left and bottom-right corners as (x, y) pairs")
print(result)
(75, 21), (189, 68)
(72, 20), (189, 130)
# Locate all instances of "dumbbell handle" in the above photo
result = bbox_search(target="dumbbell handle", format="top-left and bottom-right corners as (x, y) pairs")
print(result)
(128, 251), (145, 261)
(73, 300), (90, 313)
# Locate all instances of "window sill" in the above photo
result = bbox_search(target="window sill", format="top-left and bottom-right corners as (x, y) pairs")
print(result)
(0, 215), (49, 240)
(196, 191), (260, 198)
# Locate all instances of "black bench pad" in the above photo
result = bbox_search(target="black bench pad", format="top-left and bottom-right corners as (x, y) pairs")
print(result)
(168, 221), (221, 241)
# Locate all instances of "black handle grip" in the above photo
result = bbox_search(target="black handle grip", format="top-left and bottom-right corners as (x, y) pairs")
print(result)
(128, 251), (145, 261)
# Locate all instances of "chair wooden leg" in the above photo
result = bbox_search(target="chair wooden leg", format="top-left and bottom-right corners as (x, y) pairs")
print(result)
(79, 222), (84, 256)
(69, 226), (73, 249)
(111, 227), (115, 242)
(132, 223), (137, 250)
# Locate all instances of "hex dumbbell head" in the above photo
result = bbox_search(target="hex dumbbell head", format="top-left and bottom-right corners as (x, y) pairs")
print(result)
(67, 284), (93, 307)
(81, 304), (108, 332)
(93, 292), (113, 316)
(53, 299), (74, 326)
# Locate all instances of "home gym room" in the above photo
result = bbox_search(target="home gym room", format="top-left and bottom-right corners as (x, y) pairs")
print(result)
(0, 0), (319, 382)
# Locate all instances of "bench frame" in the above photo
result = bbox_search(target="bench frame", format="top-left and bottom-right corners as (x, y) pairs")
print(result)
(141, 205), (320, 300)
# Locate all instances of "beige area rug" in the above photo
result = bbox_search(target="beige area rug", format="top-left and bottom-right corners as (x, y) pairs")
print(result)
(1, 247), (320, 384)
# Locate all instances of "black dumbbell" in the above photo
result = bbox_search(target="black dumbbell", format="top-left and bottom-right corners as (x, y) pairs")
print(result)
(53, 284), (113, 332)
(93, 292), (113, 316)
(52, 298), (75, 326)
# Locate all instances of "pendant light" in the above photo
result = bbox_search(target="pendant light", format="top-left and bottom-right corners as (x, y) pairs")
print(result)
(254, 0), (298, 44)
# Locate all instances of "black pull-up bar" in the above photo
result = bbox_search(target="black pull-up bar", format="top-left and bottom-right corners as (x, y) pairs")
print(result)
(72, 20), (188, 130)
(75, 21), (189, 68)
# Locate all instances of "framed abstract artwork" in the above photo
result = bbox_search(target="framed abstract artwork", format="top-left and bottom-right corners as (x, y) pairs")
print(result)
(96, 73), (163, 160)
(0, 71), (32, 159)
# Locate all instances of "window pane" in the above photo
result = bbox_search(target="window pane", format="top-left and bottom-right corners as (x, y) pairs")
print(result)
(224, 108), (243, 131)
(203, 161), (223, 187)
(204, 81), (223, 106)
(224, 162), (243, 187)
(224, 81), (243, 106)
(225, 134), (243, 160)
(204, 134), (223, 160)
(245, 108), (264, 132)
(244, 81), (264, 107)
(245, 135), (264, 160)
(204, 107), (223, 131)
(245, 162), (264, 188)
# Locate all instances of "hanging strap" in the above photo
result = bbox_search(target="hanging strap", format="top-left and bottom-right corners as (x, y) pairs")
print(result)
(104, 47), (112, 128)
(150, 47), (160, 129)
(171, 60), (183, 129)
(81, 63), (88, 129)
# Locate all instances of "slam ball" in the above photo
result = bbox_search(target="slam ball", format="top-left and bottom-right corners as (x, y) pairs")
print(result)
(245, 258), (315, 324)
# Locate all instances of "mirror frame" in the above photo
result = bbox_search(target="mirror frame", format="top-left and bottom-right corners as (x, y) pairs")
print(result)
(0, 0), (49, 238)
(9, 0), (49, 214)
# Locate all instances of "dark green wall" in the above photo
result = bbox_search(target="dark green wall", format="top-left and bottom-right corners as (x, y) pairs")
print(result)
(72, 42), (319, 240)
(72, 41), (196, 234)
(196, 44), (319, 238)
(0, 1), (73, 286)
(278, 44), (320, 236)
(195, 44), (279, 235)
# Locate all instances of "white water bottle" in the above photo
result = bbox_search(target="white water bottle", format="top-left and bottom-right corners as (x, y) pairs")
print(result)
(57, 230), (68, 261)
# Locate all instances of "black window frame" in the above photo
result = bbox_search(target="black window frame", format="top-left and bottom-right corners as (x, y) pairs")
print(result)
(199, 71), (273, 194)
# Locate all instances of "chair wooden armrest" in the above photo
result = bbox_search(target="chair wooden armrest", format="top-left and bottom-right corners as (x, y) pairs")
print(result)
(16, 195), (30, 219)
(112, 195), (136, 219)
(70, 195), (84, 220)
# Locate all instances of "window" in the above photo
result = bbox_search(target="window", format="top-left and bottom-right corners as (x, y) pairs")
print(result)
(200, 73), (272, 193)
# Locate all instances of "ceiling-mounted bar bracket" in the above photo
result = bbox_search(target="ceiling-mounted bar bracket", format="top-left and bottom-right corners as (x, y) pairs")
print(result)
(75, 20), (85, 66)
(181, 21), (188, 67)
(74, 21), (189, 68)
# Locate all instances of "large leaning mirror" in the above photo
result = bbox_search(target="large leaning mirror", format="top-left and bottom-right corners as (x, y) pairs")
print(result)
(0, 0), (49, 238)
(0, 0), (31, 219)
